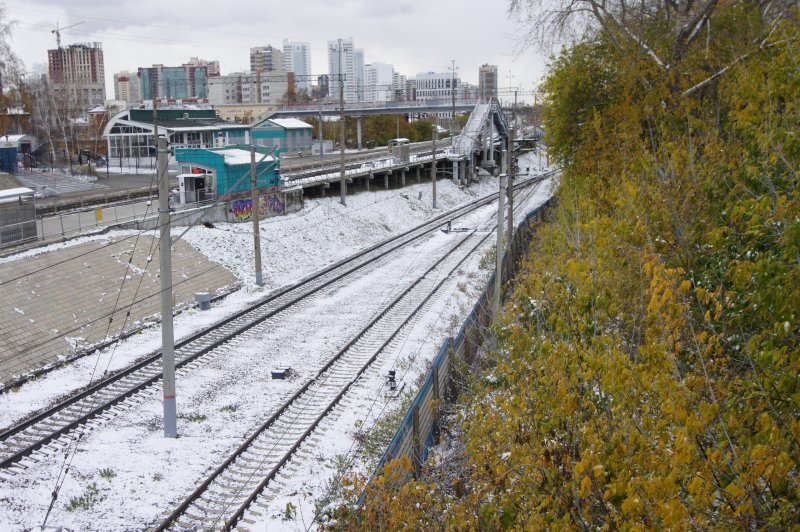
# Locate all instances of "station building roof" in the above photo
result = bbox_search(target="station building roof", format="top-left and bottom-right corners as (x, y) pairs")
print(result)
(252, 117), (313, 130)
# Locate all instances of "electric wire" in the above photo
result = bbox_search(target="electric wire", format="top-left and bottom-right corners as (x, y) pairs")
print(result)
(305, 177), (545, 527)
(199, 211), (474, 530)
(40, 152), (161, 528)
(195, 172), (544, 527)
(299, 152), (547, 521)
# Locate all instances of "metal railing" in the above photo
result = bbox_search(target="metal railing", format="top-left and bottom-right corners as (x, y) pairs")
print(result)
(271, 99), (481, 116)
(372, 197), (553, 477)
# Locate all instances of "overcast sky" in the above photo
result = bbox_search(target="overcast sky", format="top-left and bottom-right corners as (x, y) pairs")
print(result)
(4, 0), (547, 104)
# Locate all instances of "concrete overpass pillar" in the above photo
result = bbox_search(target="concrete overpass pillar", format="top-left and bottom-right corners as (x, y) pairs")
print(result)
(482, 127), (489, 163)
(416, 166), (420, 183)
(384, 173), (389, 189)
(401, 169), (406, 187)
(366, 174), (371, 191)
(460, 159), (466, 184)
(356, 116), (363, 151)
(452, 159), (459, 183)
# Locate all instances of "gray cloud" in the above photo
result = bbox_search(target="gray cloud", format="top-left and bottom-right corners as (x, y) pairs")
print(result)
(6, 0), (547, 102)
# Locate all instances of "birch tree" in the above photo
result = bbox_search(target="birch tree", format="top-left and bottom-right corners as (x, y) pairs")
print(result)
(508, 0), (797, 95)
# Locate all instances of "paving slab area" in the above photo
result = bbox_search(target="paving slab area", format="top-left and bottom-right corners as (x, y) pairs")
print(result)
(0, 235), (239, 387)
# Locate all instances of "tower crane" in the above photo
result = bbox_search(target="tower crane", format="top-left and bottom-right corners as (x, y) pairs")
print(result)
(51, 21), (85, 48)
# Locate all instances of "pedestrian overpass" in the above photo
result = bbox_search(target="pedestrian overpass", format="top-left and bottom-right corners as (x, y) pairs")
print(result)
(448, 98), (510, 180)
(276, 97), (513, 193)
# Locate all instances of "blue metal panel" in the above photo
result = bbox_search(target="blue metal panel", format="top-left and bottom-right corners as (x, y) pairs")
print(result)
(0, 147), (18, 173)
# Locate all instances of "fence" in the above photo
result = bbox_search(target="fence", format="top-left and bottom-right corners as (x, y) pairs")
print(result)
(373, 198), (552, 476)
(0, 202), (37, 249)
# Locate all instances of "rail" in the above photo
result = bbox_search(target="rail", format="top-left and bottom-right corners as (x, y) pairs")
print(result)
(0, 177), (545, 469)
(370, 181), (555, 478)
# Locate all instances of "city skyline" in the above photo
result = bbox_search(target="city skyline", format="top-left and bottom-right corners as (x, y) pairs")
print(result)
(5, 0), (546, 104)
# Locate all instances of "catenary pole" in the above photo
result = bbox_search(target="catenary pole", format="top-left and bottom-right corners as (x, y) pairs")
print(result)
(507, 90), (517, 239)
(339, 39), (347, 206)
(318, 107), (324, 163)
(157, 135), (177, 438)
(251, 145), (264, 286)
(431, 117), (437, 209)
(494, 151), (507, 316)
(450, 59), (457, 134)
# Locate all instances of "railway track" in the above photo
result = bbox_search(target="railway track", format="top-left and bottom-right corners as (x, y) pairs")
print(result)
(154, 177), (551, 530)
(0, 173), (552, 471)
(154, 226), (493, 531)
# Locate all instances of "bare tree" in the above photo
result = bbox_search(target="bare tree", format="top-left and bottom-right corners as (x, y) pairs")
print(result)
(0, 6), (23, 87)
(508, 0), (796, 85)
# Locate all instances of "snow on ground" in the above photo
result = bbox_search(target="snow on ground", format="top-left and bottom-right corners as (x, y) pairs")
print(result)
(0, 151), (553, 531)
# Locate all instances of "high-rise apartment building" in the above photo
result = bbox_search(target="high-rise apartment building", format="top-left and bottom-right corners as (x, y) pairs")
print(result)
(207, 71), (288, 106)
(478, 64), (498, 101)
(139, 64), (208, 100)
(328, 39), (364, 103)
(392, 72), (407, 101)
(282, 41), (311, 94)
(113, 70), (140, 104)
(186, 57), (220, 77)
(250, 46), (283, 73)
(354, 49), (365, 102)
(47, 42), (106, 107)
(364, 62), (394, 103)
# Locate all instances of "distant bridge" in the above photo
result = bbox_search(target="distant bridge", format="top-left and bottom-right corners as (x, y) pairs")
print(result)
(280, 98), (529, 195)
(270, 98), (492, 152)
(267, 99), (480, 120)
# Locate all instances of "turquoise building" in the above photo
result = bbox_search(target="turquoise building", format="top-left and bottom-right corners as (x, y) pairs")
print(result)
(174, 145), (281, 203)
(250, 118), (314, 153)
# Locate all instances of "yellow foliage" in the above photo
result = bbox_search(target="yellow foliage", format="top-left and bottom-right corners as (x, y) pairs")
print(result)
(347, 6), (800, 530)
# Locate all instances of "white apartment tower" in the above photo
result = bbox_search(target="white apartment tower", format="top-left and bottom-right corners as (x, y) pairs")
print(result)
(364, 62), (394, 103)
(282, 40), (311, 94)
(354, 49), (365, 102)
(327, 39), (364, 103)
(392, 72), (407, 100)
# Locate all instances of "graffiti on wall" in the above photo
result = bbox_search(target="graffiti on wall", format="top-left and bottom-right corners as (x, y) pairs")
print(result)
(230, 194), (286, 222)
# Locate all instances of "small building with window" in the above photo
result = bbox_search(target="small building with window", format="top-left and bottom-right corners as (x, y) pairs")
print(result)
(250, 118), (314, 153)
(174, 145), (281, 203)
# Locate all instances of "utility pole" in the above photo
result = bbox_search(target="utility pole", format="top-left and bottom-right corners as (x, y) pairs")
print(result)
(152, 73), (176, 438)
(157, 135), (177, 438)
(431, 117), (437, 209)
(318, 101), (324, 164)
(505, 71), (514, 108)
(494, 168), (506, 316)
(338, 39), (346, 206)
(449, 60), (457, 134)
(251, 145), (264, 286)
(507, 90), (517, 239)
